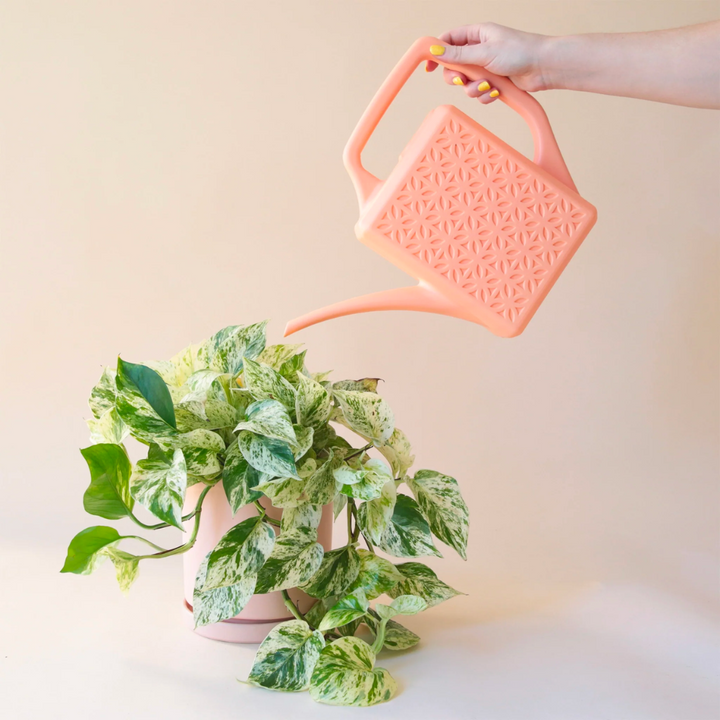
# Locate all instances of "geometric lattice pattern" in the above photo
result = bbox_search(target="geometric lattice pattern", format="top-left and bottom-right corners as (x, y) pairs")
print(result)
(372, 112), (592, 324)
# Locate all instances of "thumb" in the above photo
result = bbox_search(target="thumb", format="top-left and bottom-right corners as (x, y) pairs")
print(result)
(429, 41), (495, 68)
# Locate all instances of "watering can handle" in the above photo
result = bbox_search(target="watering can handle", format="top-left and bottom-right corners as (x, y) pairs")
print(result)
(343, 35), (577, 207)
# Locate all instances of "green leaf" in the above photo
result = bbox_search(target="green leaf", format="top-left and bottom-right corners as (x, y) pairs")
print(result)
(309, 637), (396, 707)
(193, 554), (256, 627)
(318, 589), (369, 632)
(408, 470), (469, 560)
(375, 594), (427, 621)
(116, 358), (176, 432)
(337, 458), (391, 502)
(281, 503), (322, 532)
(89, 367), (117, 419)
(243, 357), (296, 410)
(248, 619), (325, 692)
(304, 452), (342, 505)
(207, 321), (267, 375)
(375, 494), (441, 559)
(295, 373), (332, 428)
(332, 378), (380, 393)
(61, 526), (122, 574)
(202, 516), (275, 591)
(238, 431), (299, 479)
(379, 428), (415, 477)
(387, 562), (463, 608)
(333, 390), (394, 445)
(235, 399), (297, 445)
(81, 443), (134, 520)
(222, 442), (263, 513)
(86, 408), (129, 445)
(256, 343), (304, 371)
(346, 549), (403, 600)
(130, 447), (187, 529)
(357, 478), (396, 545)
(255, 526), (324, 594)
(365, 614), (420, 651)
(300, 544), (361, 599)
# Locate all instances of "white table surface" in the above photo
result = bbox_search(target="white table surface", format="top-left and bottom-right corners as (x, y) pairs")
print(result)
(2, 543), (718, 720)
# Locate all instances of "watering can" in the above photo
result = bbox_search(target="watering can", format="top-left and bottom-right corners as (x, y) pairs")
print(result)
(285, 37), (597, 338)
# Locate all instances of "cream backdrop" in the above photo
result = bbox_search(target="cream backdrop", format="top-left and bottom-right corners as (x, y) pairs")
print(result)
(1, 0), (718, 657)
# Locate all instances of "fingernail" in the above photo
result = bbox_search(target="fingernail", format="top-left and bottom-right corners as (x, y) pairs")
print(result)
(477, 81), (490, 92)
(452, 76), (464, 86)
(489, 89), (500, 98)
(429, 45), (445, 56)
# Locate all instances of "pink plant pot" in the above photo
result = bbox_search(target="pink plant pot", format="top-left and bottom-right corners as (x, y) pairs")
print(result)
(182, 482), (333, 643)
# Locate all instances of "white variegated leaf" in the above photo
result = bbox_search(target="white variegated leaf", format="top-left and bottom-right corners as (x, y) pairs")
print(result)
(207, 322), (267, 375)
(357, 479), (396, 545)
(295, 373), (332, 428)
(235, 399), (297, 445)
(388, 562), (463, 608)
(339, 458), (391, 502)
(256, 476), (306, 508)
(407, 470), (469, 560)
(238, 431), (299, 479)
(193, 554), (256, 627)
(333, 492), (347, 520)
(300, 544), (360, 599)
(157, 428), (225, 453)
(375, 494), (441, 559)
(130, 448), (187, 529)
(304, 453), (342, 505)
(317, 589), (369, 631)
(102, 547), (140, 594)
(281, 502), (322, 532)
(86, 408), (129, 445)
(243, 357), (296, 410)
(375, 594), (427, 621)
(332, 390), (394, 445)
(222, 441), (264, 513)
(255, 526), (324, 594)
(309, 637), (396, 707)
(184, 447), (221, 477)
(378, 428), (415, 477)
(346, 548), (402, 600)
(290, 424), (313, 460)
(365, 615), (420, 651)
(88, 366), (117, 419)
(255, 343), (304, 371)
(248, 619), (325, 692)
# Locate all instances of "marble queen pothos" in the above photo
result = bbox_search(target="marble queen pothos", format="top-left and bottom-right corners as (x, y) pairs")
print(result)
(62, 321), (469, 707)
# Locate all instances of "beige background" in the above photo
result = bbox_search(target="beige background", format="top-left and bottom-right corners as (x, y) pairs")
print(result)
(0, 1), (718, 717)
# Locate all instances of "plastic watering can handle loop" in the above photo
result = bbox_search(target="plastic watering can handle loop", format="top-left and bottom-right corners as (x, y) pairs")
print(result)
(343, 35), (577, 208)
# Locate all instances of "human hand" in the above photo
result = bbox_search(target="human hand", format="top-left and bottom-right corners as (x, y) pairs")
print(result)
(426, 23), (553, 104)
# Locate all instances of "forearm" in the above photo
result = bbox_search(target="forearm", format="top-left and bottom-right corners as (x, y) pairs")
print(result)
(541, 22), (720, 108)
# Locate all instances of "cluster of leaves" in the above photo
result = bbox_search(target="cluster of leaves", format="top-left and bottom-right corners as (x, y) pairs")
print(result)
(62, 322), (469, 707)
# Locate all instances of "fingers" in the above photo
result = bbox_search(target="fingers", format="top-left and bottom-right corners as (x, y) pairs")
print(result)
(465, 78), (500, 104)
(443, 67), (468, 87)
(429, 40), (493, 67)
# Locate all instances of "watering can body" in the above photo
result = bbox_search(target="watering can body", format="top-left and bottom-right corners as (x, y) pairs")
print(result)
(285, 37), (597, 338)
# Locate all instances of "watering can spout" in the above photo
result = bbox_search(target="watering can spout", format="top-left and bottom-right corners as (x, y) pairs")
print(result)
(284, 283), (478, 336)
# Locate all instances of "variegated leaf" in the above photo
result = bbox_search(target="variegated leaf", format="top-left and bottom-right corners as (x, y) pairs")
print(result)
(207, 321), (267, 375)
(202, 516), (275, 591)
(278, 350), (307, 385)
(130, 447), (187, 529)
(375, 594), (427, 620)
(312, 370), (333, 384)
(300, 544), (360, 599)
(332, 390), (394, 445)
(255, 526), (324, 594)
(333, 492), (347, 520)
(235, 399), (297, 445)
(89, 366), (117, 419)
(387, 562), (463, 608)
(318, 589), (369, 632)
(247, 619), (325, 692)
(378, 428), (415, 477)
(290, 424), (313, 460)
(81, 443), (134, 520)
(238, 431), (299, 479)
(115, 358), (177, 441)
(183, 446), (221, 478)
(346, 548), (402, 600)
(365, 614), (420, 651)
(256, 343), (303, 371)
(86, 408), (129, 445)
(193, 554), (256, 627)
(338, 458), (391, 502)
(408, 470), (469, 560)
(243, 357), (296, 410)
(295, 373), (332, 428)
(222, 441), (263, 513)
(332, 378), (380, 393)
(169, 341), (210, 386)
(256, 476), (306, 508)
(304, 452), (342, 505)
(102, 547), (140, 594)
(157, 428), (225, 453)
(309, 637), (396, 707)
(281, 503), (322, 532)
(357, 478), (396, 545)
(375, 494), (441, 559)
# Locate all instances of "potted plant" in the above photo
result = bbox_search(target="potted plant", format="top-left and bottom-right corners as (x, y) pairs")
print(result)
(62, 321), (469, 707)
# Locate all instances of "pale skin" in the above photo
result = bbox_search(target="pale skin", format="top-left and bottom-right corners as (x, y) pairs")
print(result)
(427, 21), (720, 109)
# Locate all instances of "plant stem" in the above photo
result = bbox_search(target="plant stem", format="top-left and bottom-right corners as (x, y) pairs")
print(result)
(125, 535), (168, 552)
(130, 508), (198, 531)
(135, 484), (212, 560)
(345, 442), (372, 461)
(371, 618), (388, 655)
(282, 590), (305, 623)
(350, 501), (361, 543)
(346, 500), (353, 542)
(254, 500), (281, 527)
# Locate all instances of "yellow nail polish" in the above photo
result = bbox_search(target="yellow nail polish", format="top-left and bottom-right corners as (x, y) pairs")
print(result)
(477, 81), (490, 92)
(429, 45), (445, 56)
(489, 89), (499, 98)
(452, 76), (464, 86)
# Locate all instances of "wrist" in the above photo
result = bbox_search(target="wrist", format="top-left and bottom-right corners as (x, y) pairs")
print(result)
(537, 35), (574, 91)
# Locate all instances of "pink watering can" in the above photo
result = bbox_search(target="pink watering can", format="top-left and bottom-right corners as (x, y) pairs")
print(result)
(285, 37), (597, 338)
